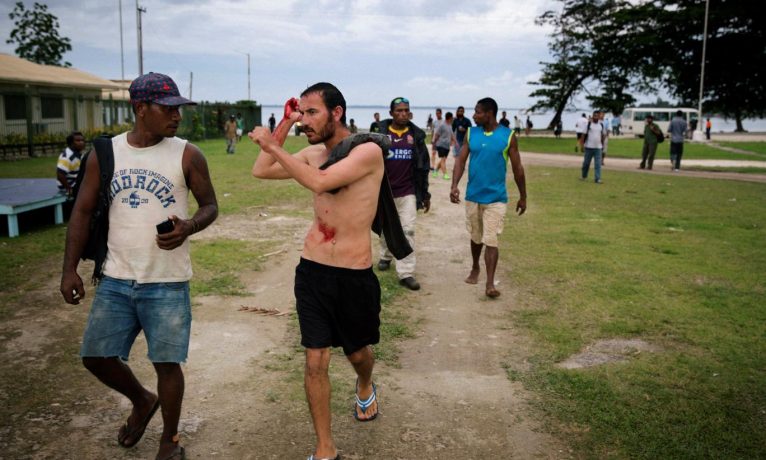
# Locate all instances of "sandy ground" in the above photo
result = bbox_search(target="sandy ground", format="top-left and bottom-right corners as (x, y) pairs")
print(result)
(2, 149), (764, 459)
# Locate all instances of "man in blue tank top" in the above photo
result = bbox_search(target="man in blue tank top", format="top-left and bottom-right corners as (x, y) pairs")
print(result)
(450, 97), (526, 298)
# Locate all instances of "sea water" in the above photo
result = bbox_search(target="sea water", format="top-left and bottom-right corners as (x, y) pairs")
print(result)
(260, 105), (766, 134)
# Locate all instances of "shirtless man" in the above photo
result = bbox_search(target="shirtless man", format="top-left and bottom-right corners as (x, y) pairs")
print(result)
(251, 83), (382, 460)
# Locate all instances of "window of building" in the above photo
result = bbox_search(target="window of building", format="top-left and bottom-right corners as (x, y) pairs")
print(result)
(3, 94), (26, 120)
(41, 95), (64, 119)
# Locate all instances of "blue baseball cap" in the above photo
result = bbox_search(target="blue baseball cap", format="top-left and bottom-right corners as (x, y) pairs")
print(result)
(129, 72), (196, 106)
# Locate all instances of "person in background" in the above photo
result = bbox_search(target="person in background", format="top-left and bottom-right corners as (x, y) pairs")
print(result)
(56, 131), (86, 197)
(268, 113), (276, 133)
(600, 111), (610, 165)
(525, 116), (533, 136)
(431, 111), (455, 180)
(705, 118), (712, 140)
(377, 96), (431, 291)
(224, 114), (238, 154)
(639, 115), (662, 170)
(579, 110), (606, 183)
(499, 111), (510, 128)
(667, 110), (687, 171)
(554, 119), (563, 138)
(236, 112), (245, 141)
(369, 112), (381, 133)
(452, 106), (472, 157)
(513, 115), (521, 134)
(430, 108), (444, 171)
(574, 112), (588, 152)
(349, 118), (358, 133)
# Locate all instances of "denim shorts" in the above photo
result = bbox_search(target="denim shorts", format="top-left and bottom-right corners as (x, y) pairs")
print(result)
(80, 276), (191, 363)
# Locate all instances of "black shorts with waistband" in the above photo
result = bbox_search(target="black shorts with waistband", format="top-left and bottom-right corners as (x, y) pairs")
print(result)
(294, 257), (381, 355)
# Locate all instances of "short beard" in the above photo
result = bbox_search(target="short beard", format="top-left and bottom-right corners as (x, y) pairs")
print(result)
(306, 113), (335, 145)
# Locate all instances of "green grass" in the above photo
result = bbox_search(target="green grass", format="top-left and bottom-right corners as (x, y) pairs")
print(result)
(685, 166), (766, 174)
(190, 238), (271, 296)
(717, 141), (766, 156)
(517, 136), (764, 161)
(502, 166), (766, 458)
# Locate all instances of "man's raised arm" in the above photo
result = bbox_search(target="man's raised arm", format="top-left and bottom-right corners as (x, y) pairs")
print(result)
(253, 129), (381, 194)
(252, 98), (304, 179)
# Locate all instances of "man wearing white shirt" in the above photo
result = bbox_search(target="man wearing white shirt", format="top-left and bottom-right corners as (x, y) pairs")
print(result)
(600, 112), (611, 165)
(574, 113), (589, 152)
(579, 110), (606, 184)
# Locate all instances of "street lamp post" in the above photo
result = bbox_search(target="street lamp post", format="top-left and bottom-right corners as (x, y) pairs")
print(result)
(693, 0), (710, 141)
(136, 1), (146, 76)
(246, 52), (251, 101)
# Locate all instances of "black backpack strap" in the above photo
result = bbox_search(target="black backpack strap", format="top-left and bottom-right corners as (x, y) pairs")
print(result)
(92, 136), (114, 199)
(88, 136), (114, 282)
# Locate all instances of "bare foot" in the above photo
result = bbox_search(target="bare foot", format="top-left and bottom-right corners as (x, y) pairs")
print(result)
(465, 268), (480, 284)
(486, 286), (501, 298)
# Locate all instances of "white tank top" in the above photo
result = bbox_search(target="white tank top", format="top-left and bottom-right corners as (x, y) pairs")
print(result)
(103, 132), (192, 282)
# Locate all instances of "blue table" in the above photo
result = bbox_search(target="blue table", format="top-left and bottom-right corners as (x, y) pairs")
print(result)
(0, 179), (68, 237)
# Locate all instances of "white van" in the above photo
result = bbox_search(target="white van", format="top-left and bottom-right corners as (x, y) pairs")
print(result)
(621, 107), (699, 137)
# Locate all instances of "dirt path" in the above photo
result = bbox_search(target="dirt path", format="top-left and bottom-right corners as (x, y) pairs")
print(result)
(369, 174), (567, 459)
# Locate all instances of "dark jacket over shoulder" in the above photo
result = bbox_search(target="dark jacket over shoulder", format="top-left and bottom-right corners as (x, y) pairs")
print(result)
(319, 133), (413, 260)
(377, 119), (431, 210)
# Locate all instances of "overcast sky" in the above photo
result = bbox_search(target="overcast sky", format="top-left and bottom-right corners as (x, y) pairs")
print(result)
(1, 0), (566, 108)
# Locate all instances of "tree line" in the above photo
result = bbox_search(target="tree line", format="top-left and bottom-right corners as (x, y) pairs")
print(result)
(529, 0), (764, 131)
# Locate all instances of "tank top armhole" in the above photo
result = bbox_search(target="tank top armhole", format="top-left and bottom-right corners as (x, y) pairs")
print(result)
(502, 129), (514, 162)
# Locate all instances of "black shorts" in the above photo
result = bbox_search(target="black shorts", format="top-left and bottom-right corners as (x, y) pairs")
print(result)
(294, 258), (381, 355)
(576, 133), (583, 140)
(436, 146), (449, 158)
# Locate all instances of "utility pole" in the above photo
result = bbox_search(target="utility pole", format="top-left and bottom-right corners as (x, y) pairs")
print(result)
(189, 72), (193, 100)
(693, 0), (710, 141)
(136, 1), (146, 76)
(246, 52), (251, 101)
(119, 0), (124, 82)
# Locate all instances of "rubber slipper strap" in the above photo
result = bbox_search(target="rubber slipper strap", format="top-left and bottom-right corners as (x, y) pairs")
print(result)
(355, 383), (377, 412)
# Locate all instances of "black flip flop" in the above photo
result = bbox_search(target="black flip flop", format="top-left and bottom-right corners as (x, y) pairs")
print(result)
(157, 445), (186, 460)
(117, 399), (160, 448)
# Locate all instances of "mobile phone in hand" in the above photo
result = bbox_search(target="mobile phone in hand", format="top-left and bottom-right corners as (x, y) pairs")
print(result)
(156, 219), (174, 234)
